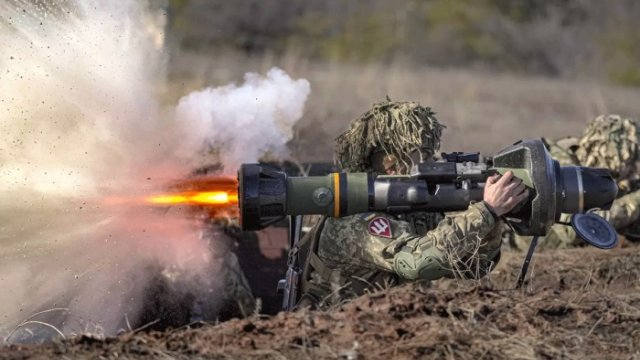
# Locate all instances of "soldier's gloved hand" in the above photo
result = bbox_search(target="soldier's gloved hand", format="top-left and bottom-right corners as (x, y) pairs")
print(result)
(484, 171), (529, 217)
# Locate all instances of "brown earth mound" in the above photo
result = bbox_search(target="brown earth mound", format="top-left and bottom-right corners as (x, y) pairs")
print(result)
(2, 247), (639, 360)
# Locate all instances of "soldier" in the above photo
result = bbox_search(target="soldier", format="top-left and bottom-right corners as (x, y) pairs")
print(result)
(137, 214), (256, 329)
(190, 162), (257, 318)
(506, 114), (640, 250)
(198, 217), (257, 319)
(178, 164), (257, 320)
(294, 100), (529, 308)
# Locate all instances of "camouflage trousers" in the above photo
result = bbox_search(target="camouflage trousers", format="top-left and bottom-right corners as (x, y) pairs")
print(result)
(503, 217), (582, 252)
(219, 251), (256, 317)
(201, 224), (256, 318)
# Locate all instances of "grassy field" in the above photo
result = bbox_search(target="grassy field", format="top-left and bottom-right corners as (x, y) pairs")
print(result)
(165, 51), (640, 162)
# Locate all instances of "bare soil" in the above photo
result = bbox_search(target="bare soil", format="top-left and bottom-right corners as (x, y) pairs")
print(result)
(2, 245), (639, 360)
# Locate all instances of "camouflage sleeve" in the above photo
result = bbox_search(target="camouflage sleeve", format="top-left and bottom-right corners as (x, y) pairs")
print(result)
(317, 202), (500, 281)
(544, 137), (580, 166)
(392, 202), (501, 280)
(316, 213), (421, 272)
(594, 190), (640, 230)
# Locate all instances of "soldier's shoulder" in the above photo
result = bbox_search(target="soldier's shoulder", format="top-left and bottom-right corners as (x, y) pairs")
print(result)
(544, 136), (580, 166)
(322, 212), (416, 243)
(554, 136), (580, 151)
(326, 212), (395, 223)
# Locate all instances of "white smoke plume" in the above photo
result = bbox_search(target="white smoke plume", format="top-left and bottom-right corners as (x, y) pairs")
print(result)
(0, 0), (309, 340)
(174, 68), (310, 173)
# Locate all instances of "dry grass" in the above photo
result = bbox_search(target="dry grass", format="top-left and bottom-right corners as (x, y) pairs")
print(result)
(165, 51), (640, 162)
(3, 246), (639, 359)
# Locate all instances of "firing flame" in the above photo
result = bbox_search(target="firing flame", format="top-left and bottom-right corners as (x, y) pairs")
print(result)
(146, 191), (238, 206)
(102, 176), (239, 221)
(141, 175), (239, 222)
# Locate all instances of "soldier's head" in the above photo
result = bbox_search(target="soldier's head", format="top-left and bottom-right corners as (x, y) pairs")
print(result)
(334, 100), (444, 174)
(575, 114), (639, 182)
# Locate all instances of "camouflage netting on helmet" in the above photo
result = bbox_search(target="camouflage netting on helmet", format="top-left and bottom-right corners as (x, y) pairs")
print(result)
(575, 114), (639, 180)
(334, 100), (444, 172)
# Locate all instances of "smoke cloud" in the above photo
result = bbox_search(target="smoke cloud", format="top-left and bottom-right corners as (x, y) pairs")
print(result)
(174, 68), (310, 173)
(0, 0), (309, 341)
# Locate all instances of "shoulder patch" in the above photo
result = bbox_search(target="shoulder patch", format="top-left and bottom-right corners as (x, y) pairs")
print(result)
(368, 217), (392, 238)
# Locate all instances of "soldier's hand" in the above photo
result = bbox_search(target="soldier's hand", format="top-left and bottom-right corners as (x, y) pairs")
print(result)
(484, 171), (529, 217)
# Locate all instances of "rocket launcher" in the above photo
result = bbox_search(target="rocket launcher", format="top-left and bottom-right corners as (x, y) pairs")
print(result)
(239, 139), (618, 246)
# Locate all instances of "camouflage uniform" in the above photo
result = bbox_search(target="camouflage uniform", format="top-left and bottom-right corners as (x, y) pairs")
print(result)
(507, 114), (640, 251)
(295, 101), (503, 308)
(138, 217), (255, 328)
(190, 164), (256, 318)
(200, 220), (256, 317)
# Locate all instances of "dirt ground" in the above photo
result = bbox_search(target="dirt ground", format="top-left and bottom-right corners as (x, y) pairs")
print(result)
(1, 244), (638, 360)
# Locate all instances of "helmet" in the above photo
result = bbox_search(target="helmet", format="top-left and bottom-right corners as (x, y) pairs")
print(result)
(334, 100), (444, 173)
(575, 114), (639, 181)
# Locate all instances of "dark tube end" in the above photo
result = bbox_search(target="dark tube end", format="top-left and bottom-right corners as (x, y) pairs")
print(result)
(581, 167), (618, 211)
(238, 164), (288, 231)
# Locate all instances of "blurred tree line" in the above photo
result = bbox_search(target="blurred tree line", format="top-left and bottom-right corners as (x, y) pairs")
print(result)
(165, 0), (640, 86)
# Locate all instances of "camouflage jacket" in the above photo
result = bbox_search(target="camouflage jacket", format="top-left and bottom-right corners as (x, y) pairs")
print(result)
(296, 202), (502, 308)
(505, 138), (640, 250)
